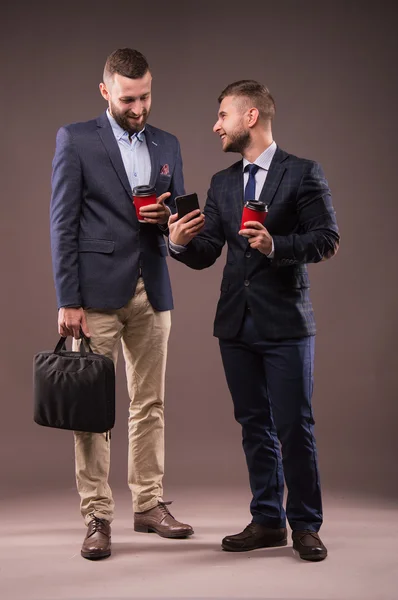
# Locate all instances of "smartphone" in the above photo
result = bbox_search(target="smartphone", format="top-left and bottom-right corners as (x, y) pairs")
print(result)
(175, 193), (200, 219)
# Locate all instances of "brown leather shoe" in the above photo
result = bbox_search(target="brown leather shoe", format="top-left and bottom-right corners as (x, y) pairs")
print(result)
(134, 501), (194, 538)
(222, 522), (287, 552)
(81, 516), (111, 560)
(292, 530), (327, 561)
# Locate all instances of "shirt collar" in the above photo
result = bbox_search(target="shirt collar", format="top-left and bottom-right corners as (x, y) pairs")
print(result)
(106, 109), (146, 142)
(242, 141), (277, 171)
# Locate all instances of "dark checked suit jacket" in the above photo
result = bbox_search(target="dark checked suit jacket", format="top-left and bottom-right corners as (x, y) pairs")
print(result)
(171, 147), (340, 340)
(50, 112), (184, 311)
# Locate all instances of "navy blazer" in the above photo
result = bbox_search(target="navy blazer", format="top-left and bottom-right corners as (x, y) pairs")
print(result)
(50, 112), (184, 311)
(171, 147), (340, 340)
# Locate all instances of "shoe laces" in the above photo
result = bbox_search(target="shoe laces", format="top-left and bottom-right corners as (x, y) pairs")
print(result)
(158, 501), (174, 519)
(89, 516), (109, 535)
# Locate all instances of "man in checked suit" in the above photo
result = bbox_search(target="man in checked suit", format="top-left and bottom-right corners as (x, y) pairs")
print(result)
(50, 48), (193, 560)
(168, 80), (340, 561)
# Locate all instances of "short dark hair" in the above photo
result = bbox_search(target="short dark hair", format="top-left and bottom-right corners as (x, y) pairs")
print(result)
(218, 80), (275, 121)
(103, 48), (149, 83)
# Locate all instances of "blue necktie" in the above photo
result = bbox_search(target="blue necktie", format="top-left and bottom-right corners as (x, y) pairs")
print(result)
(244, 164), (259, 202)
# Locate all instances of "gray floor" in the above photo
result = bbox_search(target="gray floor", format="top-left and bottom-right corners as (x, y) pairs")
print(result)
(1, 487), (397, 600)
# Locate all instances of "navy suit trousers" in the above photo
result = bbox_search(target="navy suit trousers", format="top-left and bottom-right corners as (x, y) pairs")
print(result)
(219, 312), (323, 532)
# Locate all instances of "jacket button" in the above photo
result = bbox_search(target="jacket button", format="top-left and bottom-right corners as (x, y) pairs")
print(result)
(244, 280), (250, 287)
(245, 252), (251, 258)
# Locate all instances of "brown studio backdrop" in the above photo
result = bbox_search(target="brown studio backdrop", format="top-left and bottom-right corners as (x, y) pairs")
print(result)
(1, 0), (397, 501)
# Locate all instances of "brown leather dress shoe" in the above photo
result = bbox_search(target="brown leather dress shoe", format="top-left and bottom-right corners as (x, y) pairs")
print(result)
(292, 530), (327, 561)
(134, 501), (194, 538)
(222, 522), (287, 552)
(81, 516), (111, 560)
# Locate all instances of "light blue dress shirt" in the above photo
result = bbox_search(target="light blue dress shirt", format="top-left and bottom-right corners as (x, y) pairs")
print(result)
(106, 109), (151, 190)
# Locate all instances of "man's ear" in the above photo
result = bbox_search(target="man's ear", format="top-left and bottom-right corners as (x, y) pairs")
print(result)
(99, 82), (109, 101)
(247, 107), (259, 128)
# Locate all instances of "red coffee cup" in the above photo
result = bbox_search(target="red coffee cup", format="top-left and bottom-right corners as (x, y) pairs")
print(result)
(133, 185), (157, 223)
(241, 200), (268, 229)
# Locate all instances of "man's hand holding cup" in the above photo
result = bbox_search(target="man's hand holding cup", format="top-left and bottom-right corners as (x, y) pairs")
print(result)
(136, 191), (171, 225)
(239, 221), (273, 255)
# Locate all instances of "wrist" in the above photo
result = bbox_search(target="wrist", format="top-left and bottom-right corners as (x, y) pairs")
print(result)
(265, 236), (274, 258)
(169, 233), (186, 246)
(160, 205), (171, 225)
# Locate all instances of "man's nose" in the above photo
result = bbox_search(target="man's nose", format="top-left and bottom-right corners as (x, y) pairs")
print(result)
(213, 120), (220, 133)
(132, 101), (143, 116)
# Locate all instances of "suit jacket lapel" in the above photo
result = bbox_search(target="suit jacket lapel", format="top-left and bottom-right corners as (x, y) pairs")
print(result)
(145, 126), (160, 188)
(258, 147), (288, 209)
(230, 161), (244, 223)
(227, 161), (249, 249)
(96, 112), (132, 198)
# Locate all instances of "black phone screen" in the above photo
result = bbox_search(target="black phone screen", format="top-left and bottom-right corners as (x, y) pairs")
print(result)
(175, 193), (200, 219)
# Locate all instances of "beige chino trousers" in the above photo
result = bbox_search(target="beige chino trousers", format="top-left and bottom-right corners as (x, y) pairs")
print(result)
(73, 278), (171, 525)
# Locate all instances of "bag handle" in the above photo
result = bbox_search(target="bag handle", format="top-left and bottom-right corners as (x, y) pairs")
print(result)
(53, 328), (93, 356)
(79, 328), (93, 355)
(54, 336), (67, 354)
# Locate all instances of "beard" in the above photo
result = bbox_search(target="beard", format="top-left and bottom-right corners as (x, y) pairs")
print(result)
(110, 100), (150, 134)
(223, 128), (250, 153)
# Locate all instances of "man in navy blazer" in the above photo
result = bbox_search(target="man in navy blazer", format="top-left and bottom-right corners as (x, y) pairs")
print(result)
(168, 80), (340, 561)
(50, 48), (193, 561)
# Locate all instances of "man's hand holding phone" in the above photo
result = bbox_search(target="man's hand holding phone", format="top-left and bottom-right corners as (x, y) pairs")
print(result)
(168, 210), (205, 246)
(168, 193), (205, 246)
